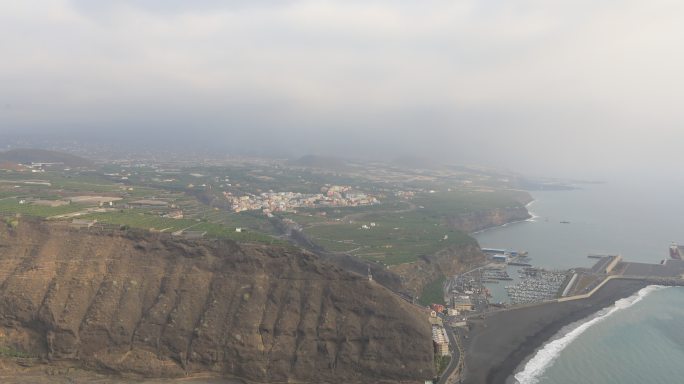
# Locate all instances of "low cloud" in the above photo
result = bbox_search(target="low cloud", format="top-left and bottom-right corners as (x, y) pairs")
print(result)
(2, 0), (684, 178)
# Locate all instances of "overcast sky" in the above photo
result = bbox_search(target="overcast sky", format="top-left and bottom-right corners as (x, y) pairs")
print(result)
(2, 0), (684, 178)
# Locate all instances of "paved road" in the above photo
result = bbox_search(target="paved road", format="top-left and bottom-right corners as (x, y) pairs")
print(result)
(438, 326), (462, 384)
(445, 262), (499, 293)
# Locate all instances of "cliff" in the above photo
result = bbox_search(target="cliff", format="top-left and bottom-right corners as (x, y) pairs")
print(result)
(0, 218), (434, 383)
(446, 206), (531, 233)
(394, 199), (532, 299)
(391, 243), (485, 298)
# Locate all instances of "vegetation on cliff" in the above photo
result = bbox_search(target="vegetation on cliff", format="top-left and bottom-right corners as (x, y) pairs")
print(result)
(418, 276), (447, 306)
(297, 189), (531, 300)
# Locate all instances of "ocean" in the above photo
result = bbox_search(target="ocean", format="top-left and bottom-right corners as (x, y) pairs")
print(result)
(474, 180), (684, 383)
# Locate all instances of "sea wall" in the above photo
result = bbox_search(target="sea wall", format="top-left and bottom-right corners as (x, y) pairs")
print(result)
(463, 279), (649, 384)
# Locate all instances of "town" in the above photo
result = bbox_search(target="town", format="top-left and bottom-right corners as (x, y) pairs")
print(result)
(223, 185), (379, 214)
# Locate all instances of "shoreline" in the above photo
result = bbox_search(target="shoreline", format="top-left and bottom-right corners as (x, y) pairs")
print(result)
(461, 278), (649, 384)
(524, 199), (540, 222)
(470, 216), (530, 236)
(471, 197), (537, 236)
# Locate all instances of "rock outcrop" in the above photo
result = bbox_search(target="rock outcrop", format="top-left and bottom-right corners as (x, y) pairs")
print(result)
(392, 201), (532, 297)
(446, 206), (531, 233)
(391, 243), (485, 297)
(0, 219), (434, 383)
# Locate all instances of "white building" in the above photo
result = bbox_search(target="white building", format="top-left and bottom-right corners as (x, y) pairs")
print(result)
(431, 325), (450, 356)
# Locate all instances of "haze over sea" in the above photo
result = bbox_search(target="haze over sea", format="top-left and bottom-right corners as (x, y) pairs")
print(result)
(475, 178), (684, 384)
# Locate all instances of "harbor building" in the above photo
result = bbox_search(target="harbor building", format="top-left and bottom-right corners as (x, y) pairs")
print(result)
(452, 296), (474, 312)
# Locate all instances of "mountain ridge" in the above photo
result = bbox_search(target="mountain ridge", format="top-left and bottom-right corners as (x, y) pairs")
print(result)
(0, 218), (434, 383)
(0, 149), (93, 167)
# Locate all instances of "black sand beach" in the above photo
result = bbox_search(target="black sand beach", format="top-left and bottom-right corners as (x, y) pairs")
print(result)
(462, 279), (649, 384)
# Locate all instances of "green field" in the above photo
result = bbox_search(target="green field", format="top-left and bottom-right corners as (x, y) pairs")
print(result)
(0, 162), (530, 256)
(0, 199), (87, 217)
(0, 168), (283, 245)
(302, 189), (523, 265)
(80, 211), (282, 244)
(304, 210), (476, 265)
(279, 212), (329, 225)
(410, 189), (530, 216)
(81, 211), (197, 231)
(296, 200), (412, 220)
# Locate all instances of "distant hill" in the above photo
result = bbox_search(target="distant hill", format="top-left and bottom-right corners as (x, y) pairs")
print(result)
(287, 155), (349, 170)
(0, 148), (93, 167)
(0, 162), (27, 171)
(391, 155), (440, 170)
(516, 177), (577, 191)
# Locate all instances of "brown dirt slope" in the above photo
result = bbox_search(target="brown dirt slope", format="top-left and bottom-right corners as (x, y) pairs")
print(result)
(0, 219), (434, 383)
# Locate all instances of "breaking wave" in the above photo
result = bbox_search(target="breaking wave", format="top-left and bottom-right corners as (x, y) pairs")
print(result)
(525, 200), (539, 222)
(513, 285), (665, 384)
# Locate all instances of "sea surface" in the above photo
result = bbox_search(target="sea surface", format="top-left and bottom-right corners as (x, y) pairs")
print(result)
(474, 179), (684, 383)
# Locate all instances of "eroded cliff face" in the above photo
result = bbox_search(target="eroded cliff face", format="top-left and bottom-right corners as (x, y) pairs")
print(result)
(0, 219), (434, 383)
(392, 202), (531, 298)
(446, 206), (531, 233)
(390, 243), (485, 297)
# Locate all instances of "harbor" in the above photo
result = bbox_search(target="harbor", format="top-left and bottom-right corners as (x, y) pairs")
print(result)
(459, 183), (684, 384)
(434, 230), (684, 384)
(441, 244), (684, 384)
(478, 248), (542, 305)
(505, 268), (568, 305)
(449, 248), (593, 307)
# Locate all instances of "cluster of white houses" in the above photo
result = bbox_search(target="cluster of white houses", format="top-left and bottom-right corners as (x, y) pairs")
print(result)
(223, 185), (378, 214)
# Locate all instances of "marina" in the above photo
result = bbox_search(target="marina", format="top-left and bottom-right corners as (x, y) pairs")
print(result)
(505, 268), (568, 305)
(466, 183), (684, 384)
(449, 247), (578, 306)
(481, 268), (513, 281)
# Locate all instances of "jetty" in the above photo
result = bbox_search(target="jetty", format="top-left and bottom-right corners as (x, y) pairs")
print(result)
(445, 253), (684, 384)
